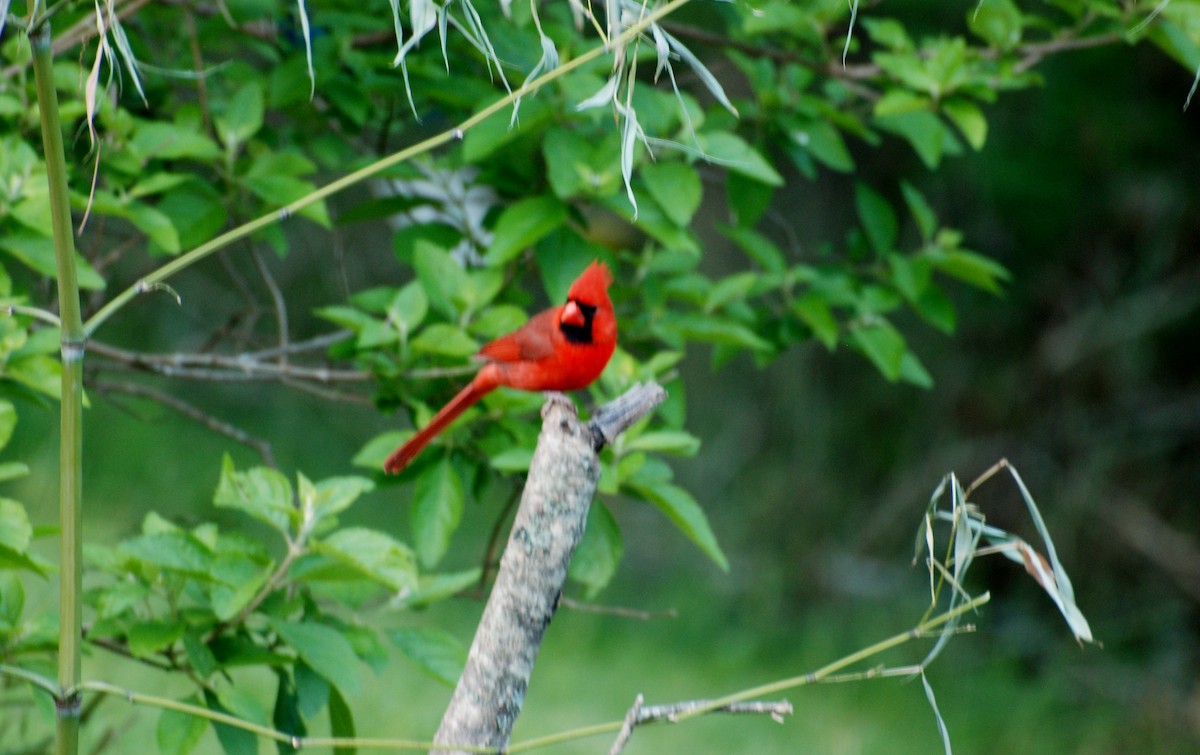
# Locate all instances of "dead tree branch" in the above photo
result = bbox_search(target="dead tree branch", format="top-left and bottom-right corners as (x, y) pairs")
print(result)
(432, 383), (666, 754)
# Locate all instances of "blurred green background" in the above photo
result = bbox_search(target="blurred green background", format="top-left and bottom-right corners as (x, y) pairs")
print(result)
(7, 16), (1200, 755)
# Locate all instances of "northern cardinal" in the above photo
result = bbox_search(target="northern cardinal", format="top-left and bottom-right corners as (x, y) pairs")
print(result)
(383, 260), (617, 474)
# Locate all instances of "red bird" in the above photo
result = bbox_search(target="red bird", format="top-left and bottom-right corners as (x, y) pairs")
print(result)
(383, 260), (617, 474)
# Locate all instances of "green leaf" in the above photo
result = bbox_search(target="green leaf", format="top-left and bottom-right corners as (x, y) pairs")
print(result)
(157, 185), (228, 252)
(411, 324), (479, 358)
(411, 459), (465, 568)
(641, 162), (702, 226)
(353, 431), (408, 470)
(128, 619), (185, 658)
(914, 284), (957, 334)
(930, 249), (1010, 294)
(850, 321), (907, 381)
(898, 350), (934, 388)
(389, 282), (429, 337)
(131, 121), (221, 161)
(273, 670), (306, 754)
(696, 131), (784, 186)
(0, 572), (25, 630)
(485, 196), (568, 265)
(0, 462), (30, 483)
(303, 476), (375, 523)
(213, 454), (295, 533)
(270, 619), (362, 696)
(294, 663), (329, 719)
(183, 632), (218, 678)
(719, 225), (786, 274)
(329, 683), (356, 755)
(215, 82), (265, 152)
(793, 294), (839, 350)
(316, 527), (418, 592)
(124, 201), (181, 254)
(413, 242), (469, 318)
(241, 173), (330, 227)
(875, 111), (947, 168)
(900, 182), (938, 241)
(489, 447), (533, 472)
(5, 354), (63, 399)
(389, 627), (467, 687)
(942, 99), (987, 150)
(156, 697), (208, 755)
(968, 0), (1023, 50)
(726, 170), (776, 228)
(625, 430), (701, 457)
(470, 304), (528, 341)
(205, 688), (259, 755)
(209, 550), (271, 621)
(631, 483), (728, 571)
(0, 232), (106, 289)
(791, 120), (855, 173)
(120, 531), (214, 579)
(128, 172), (190, 200)
(663, 313), (773, 352)
(568, 502), (623, 597)
(855, 183), (898, 255)
(393, 568), (481, 609)
(0, 498), (32, 554)
(0, 398), (23, 453)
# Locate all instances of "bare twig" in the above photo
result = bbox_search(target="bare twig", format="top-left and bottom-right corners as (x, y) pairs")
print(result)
(1107, 497), (1200, 604)
(87, 340), (368, 383)
(250, 249), (289, 367)
(476, 484), (523, 595)
(608, 694), (643, 755)
(560, 597), (678, 621)
(92, 380), (277, 466)
(608, 695), (792, 754)
(588, 382), (669, 450)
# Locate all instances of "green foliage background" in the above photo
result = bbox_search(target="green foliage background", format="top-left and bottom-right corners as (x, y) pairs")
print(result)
(1, 0), (1198, 752)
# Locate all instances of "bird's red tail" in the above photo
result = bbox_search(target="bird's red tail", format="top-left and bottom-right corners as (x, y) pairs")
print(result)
(383, 370), (498, 474)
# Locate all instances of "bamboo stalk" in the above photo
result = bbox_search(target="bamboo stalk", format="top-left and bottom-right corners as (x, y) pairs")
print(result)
(31, 18), (86, 755)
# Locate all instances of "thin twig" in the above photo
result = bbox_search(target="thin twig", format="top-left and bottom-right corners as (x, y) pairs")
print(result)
(250, 248), (289, 368)
(608, 694), (642, 755)
(91, 380), (277, 466)
(87, 340), (370, 382)
(560, 597), (678, 621)
(476, 484), (523, 595)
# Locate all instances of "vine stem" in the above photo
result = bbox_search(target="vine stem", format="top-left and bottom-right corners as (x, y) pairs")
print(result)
(81, 0), (698, 337)
(30, 16), (86, 755)
(505, 592), (991, 752)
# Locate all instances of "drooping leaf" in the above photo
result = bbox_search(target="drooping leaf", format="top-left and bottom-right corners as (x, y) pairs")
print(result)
(204, 688), (259, 755)
(856, 183), (898, 255)
(269, 619), (362, 696)
(156, 697), (208, 755)
(630, 482), (728, 571)
(410, 458), (465, 567)
(641, 162), (702, 226)
(568, 502), (623, 596)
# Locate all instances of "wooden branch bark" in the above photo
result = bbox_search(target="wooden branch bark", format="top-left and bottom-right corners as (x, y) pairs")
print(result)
(432, 383), (666, 754)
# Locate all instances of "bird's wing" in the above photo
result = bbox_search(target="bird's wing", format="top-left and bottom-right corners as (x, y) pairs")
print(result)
(477, 308), (559, 363)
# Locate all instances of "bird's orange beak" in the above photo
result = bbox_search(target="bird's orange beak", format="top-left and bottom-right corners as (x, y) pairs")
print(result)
(561, 300), (585, 327)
